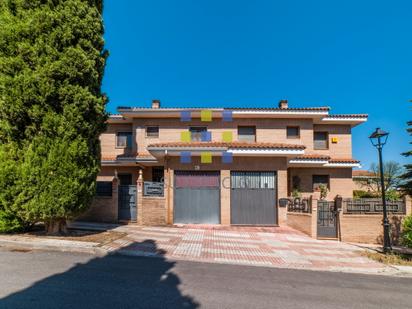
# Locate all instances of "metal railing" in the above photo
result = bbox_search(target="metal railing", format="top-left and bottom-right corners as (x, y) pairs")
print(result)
(287, 198), (312, 213)
(342, 198), (405, 214)
(143, 181), (164, 197)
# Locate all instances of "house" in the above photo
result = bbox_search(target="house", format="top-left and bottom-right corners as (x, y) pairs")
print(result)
(81, 99), (368, 226)
(353, 170), (379, 192)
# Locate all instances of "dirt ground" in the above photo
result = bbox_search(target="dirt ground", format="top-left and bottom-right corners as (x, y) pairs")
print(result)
(24, 228), (126, 245)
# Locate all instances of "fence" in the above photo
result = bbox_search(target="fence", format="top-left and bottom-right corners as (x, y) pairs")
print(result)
(286, 198), (312, 213)
(342, 198), (406, 214)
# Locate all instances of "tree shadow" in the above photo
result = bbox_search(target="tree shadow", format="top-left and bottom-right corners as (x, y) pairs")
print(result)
(0, 240), (199, 308)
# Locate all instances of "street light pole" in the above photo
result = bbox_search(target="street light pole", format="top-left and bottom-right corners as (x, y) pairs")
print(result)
(369, 128), (391, 252)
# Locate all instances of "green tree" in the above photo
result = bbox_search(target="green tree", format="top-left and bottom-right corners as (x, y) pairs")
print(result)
(0, 0), (108, 233)
(354, 161), (403, 196)
(400, 119), (412, 195)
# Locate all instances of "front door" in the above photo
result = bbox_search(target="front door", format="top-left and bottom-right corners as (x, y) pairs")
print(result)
(317, 200), (337, 238)
(117, 173), (136, 221)
(174, 171), (220, 224)
(118, 185), (137, 221)
(230, 171), (277, 225)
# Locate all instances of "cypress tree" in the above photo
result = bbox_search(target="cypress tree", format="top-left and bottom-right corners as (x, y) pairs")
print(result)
(401, 119), (412, 195)
(0, 0), (108, 233)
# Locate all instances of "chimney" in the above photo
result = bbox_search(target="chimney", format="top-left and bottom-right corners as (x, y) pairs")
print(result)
(151, 99), (161, 109)
(278, 99), (288, 109)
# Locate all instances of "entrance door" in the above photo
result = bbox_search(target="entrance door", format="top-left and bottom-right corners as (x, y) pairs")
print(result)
(317, 200), (337, 238)
(174, 171), (220, 224)
(231, 171), (277, 225)
(118, 185), (137, 222)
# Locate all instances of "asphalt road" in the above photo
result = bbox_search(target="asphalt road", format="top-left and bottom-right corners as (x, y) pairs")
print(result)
(0, 247), (411, 309)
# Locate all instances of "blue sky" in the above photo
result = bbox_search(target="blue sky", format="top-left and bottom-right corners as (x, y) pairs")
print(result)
(102, 0), (411, 169)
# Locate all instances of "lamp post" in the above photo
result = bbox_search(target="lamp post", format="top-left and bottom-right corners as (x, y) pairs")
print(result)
(369, 128), (391, 252)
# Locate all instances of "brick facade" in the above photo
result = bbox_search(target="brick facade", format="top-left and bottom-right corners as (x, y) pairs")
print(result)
(90, 101), (368, 234)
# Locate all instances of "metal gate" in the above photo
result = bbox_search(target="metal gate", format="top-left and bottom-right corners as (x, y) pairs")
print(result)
(231, 171), (277, 225)
(317, 200), (337, 238)
(174, 171), (220, 224)
(118, 185), (137, 222)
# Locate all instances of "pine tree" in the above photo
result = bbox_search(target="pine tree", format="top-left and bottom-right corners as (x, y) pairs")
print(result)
(401, 119), (412, 195)
(0, 0), (108, 233)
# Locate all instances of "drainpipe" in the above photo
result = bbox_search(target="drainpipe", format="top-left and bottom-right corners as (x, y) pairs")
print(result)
(165, 150), (172, 225)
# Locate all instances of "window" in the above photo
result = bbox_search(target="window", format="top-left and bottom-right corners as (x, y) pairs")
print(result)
(146, 126), (159, 138)
(96, 181), (112, 197)
(189, 126), (208, 142)
(238, 126), (256, 142)
(116, 132), (132, 148)
(287, 126), (300, 139)
(314, 132), (328, 149)
(152, 167), (164, 183)
(312, 175), (329, 191)
(118, 174), (132, 185)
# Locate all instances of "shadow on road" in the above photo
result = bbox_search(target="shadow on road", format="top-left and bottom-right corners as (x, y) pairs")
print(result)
(0, 240), (199, 308)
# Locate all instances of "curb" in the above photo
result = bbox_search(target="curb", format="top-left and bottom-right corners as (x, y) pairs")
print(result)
(0, 238), (107, 256)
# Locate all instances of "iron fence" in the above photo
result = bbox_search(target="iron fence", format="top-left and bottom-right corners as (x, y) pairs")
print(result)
(287, 198), (312, 213)
(342, 198), (405, 214)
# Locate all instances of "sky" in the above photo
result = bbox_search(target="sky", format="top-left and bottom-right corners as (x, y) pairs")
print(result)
(102, 0), (411, 169)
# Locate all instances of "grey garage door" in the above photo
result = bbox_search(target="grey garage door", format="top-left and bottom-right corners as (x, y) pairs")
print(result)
(231, 171), (277, 225)
(174, 171), (220, 224)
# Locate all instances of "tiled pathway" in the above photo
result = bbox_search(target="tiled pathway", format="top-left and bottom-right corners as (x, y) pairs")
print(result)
(90, 224), (390, 274)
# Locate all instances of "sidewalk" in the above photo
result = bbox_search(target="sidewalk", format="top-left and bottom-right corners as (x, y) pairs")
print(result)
(1, 222), (411, 277)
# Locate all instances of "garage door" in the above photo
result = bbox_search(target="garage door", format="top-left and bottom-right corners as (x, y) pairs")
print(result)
(231, 171), (277, 225)
(174, 171), (220, 224)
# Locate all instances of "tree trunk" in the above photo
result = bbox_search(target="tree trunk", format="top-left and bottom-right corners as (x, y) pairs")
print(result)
(45, 219), (67, 235)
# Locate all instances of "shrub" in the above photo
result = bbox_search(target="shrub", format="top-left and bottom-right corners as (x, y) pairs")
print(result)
(353, 190), (377, 199)
(401, 215), (412, 248)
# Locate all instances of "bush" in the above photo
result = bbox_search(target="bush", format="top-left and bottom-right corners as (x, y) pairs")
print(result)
(401, 215), (412, 248)
(0, 211), (23, 233)
(353, 190), (377, 199)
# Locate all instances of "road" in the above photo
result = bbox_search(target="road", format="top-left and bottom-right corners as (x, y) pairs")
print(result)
(0, 247), (411, 309)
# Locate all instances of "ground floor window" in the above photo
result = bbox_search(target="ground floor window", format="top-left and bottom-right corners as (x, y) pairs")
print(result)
(96, 181), (112, 197)
(152, 167), (164, 182)
(312, 175), (329, 191)
(118, 174), (133, 186)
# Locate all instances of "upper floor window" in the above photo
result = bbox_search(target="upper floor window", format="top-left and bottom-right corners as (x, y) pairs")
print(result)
(116, 132), (132, 148)
(314, 132), (328, 150)
(287, 126), (300, 139)
(189, 126), (208, 142)
(238, 126), (256, 142)
(146, 126), (159, 138)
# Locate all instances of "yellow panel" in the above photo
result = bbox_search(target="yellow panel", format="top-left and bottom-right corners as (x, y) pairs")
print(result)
(222, 131), (233, 142)
(201, 152), (212, 164)
(201, 110), (212, 122)
(181, 131), (191, 142)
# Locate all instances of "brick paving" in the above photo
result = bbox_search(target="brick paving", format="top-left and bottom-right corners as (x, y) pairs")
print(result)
(95, 224), (390, 274)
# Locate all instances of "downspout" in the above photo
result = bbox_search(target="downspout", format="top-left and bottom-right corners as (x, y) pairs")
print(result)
(165, 150), (172, 225)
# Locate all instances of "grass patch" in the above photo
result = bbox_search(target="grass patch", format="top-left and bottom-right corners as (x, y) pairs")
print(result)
(362, 250), (412, 266)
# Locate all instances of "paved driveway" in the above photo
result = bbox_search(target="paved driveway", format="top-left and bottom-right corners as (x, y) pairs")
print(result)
(71, 223), (390, 274)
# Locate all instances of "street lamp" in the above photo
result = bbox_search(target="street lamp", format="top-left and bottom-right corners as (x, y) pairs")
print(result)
(369, 128), (391, 252)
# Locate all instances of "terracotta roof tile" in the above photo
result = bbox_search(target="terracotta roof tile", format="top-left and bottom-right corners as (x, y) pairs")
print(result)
(101, 154), (156, 161)
(147, 141), (306, 150)
(325, 114), (368, 118)
(353, 170), (375, 177)
(329, 158), (360, 164)
(293, 154), (331, 160)
(118, 106), (330, 112)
